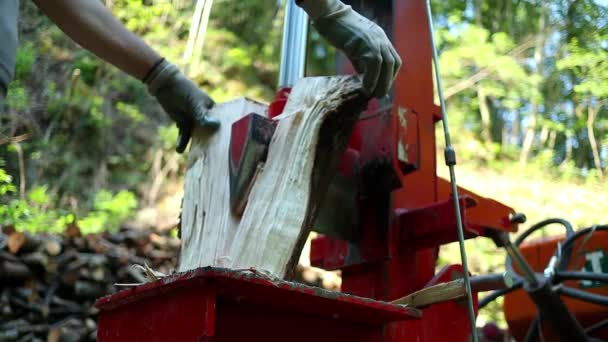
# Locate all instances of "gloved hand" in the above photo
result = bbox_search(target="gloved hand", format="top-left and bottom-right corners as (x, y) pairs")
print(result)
(297, 0), (401, 98)
(144, 59), (220, 153)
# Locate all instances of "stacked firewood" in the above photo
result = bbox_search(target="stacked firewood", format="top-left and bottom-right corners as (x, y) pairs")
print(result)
(0, 224), (180, 341)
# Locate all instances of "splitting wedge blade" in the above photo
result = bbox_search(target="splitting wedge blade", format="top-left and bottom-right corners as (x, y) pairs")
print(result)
(229, 113), (277, 216)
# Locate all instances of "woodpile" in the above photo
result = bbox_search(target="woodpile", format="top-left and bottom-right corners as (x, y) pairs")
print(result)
(0, 225), (179, 341)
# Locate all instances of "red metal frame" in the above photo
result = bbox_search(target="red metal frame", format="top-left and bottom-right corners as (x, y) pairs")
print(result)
(96, 268), (420, 341)
(309, 0), (518, 340)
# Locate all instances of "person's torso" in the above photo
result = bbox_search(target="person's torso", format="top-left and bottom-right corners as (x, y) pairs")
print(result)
(0, 0), (20, 100)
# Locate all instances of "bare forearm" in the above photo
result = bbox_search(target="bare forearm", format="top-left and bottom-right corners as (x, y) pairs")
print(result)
(33, 0), (161, 80)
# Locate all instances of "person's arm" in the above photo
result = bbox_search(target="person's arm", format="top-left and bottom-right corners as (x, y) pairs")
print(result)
(33, 0), (219, 153)
(33, 0), (159, 80)
(296, 0), (402, 98)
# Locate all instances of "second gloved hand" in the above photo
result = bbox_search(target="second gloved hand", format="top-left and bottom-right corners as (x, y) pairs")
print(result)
(297, 0), (402, 98)
(144, 59), (220, 153)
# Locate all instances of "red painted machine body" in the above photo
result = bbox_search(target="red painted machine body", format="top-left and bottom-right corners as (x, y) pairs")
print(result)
(96, 268), (420, 341)
(310, 0), (517, 340)
(96, 0), (519, 341)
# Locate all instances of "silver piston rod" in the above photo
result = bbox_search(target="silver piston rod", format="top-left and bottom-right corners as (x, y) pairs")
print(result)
(278, 0), (309, 88)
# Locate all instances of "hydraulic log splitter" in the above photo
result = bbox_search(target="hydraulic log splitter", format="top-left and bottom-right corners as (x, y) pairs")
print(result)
(95, 1), (608, 341)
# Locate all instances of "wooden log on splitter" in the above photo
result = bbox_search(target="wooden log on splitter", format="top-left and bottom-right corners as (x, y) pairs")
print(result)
(178, 75), (367, 279)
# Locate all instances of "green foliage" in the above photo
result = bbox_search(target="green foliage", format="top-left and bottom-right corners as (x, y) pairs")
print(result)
(439, 23), (538, 141)
(0, 168), (16, 196)
(0, 164), (137, 234)
(72, 53), (100, 86)
(0, 172), (72, 233)
(15, 42), (37, 79)
(558, 34), (608, 99)
(157, 124), (179, 150)
(77, 190), (138, 234)
(5, 82), (29, 111)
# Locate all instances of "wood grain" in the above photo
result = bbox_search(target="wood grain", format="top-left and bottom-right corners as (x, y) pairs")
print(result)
(391, 280), (466, 308)
(178, 76), (366, 278)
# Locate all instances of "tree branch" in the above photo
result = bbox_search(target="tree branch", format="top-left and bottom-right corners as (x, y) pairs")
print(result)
(444, 36), (536, 100)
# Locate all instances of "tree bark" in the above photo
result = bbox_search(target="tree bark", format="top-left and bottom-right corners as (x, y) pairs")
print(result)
(548, 130), (556, 151)
(178, 76), (366, 278)
(587, 105), (604, 180)
(559, 131), (573, 169)
(539, 124), (549, 147)
(477, 85), (493, 145)
(190, 0), (214, 76)
(519, 0), (547, 165)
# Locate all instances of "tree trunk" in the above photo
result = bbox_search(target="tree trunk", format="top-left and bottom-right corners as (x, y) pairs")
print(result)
(539, 124), (549, 147)
(519, 0), (547, 165)
(548, 130), (556, 151)
(559, 131), (573, 169)
(477, 85), (493, 146)
(178, 76), (366, 279)
(587, 106), (603, 180)
(182, 0), (208, 75)
(190, 0), (214, 76)
(511, 110), (520, 145)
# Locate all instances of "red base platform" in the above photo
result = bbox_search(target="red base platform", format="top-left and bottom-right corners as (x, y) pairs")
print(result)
(95, 267), (420, 341)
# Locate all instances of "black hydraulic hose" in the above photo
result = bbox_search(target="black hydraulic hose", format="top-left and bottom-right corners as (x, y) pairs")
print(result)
(560, 225), (608, 253)
(557, 286), (608, 306)
(506, 218), (576, 276)
(482, 219), (577, 309)
(586, 319), (608, 336)
(523, 315), (541, 342)
(480, 271), (608, 309)
(526, 278), (588, 341)
(555, 271), (608, 284)
(514, 218), (575, 246)
(558, 225), (608, 274)
(479, 280), (523, 309)
(477, 222), (608, 340)
(481, 223), (607, 307)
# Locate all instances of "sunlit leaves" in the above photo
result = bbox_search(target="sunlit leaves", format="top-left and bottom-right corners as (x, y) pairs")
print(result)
(557, 35), (608, 99)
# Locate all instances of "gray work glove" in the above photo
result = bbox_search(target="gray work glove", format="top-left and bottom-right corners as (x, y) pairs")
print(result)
(297, 0), (402, 98)
(144, 59), (220, 153)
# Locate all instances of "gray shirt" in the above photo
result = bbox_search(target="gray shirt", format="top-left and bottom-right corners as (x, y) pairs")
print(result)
(0, 0), (19, 104)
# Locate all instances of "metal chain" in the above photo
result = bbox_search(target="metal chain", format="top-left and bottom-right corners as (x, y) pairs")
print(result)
(424, 1), (479, 341)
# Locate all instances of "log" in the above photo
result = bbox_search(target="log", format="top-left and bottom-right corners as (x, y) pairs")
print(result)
(20, 252), (48, 270)
(73, 280), (106, 299)
(0, 329), (18, 342)
(0, 233), (8, 250)
(179, 76), (366, 278)
(0, 260), (31, 281)
(44, 238), (62, 257)
(7, 232), (41, 254)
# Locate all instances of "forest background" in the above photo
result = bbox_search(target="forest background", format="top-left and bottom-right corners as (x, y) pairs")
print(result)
(1, 0), (606, 327)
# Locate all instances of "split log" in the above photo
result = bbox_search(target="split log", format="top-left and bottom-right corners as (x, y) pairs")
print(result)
(0, 233), (8, 250)
(73, 280), (106, 299)
(44, 238), (62, 257)
(21, 252), (49, 270)
(0, 260), (31, 281)
(179, 76), (366, 278)
(7, 232), (41, 254)
(0, 329), (19, 341)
